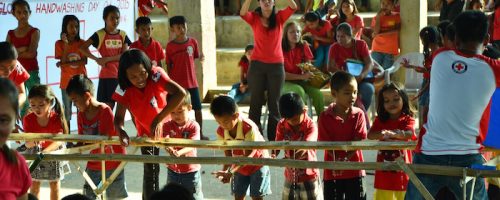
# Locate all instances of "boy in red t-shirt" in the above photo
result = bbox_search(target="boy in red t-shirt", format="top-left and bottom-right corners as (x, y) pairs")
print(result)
(0, 42), (29, 110)
(66, 74), (128, 199)
(130, 17), (165, 67)
(162, 92), (204, 200)
(318, 71), (367, 200)
(165, 16), (207, 140)
(210, 96), (271, 200)
(273, 93), (322, 200)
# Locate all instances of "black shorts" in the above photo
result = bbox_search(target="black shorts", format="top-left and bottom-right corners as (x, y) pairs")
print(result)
(187, 87), (202, 110)
(97, 78), (118, 103)
(323, 177), (366, 200)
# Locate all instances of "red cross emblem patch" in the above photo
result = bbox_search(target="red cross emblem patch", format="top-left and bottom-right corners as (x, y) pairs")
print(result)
(452, 61), (467, 74)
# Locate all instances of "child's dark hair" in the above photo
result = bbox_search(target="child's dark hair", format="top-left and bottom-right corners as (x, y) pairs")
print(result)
(279, 93), (304, 119)
(61, 193), (92, 200)
(437, 20), (451, 42)
(330, 71), (355, 91)
(467, 0), (484, 10)
(338, 0), (359, 24)
(336, 22), (353, 37)
(61, 15), (81, 41)
(304, 11), (325, 26)
(118, 49), (153, 90)
(169, 16), (187, 27)
(255, 2), (277, 29)
(150, 183), (193, 200)
(12, 0), (31, 13)
(136, 16), (152, 28)
(445, 23), (456, 42)
(376, 82), (415, 122)
(419, 26), (441, 60)
(0, 78), (19, 165)
(28, 85), (69, 135)
(210, 95), (238, 116)
(0, 41), (18, 62)
(240, 44), (254, 63)
(496, 0), (500, 9)
(103, 5), (120, 20)
(453, 11), (488, 44)
(28, 194), (38, 200)
(66, 74), (95, 96)
(282, 22), (306, 52)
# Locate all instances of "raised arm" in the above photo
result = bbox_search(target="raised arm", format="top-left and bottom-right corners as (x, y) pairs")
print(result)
(286, 0), (298, 10)
(240, 0), (252, 16)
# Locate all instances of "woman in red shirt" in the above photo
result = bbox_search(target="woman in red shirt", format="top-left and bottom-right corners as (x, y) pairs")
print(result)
(240, 0), (297, 141)
(328, 23), (375, 111)
(0, 78), (32, 200)
(282, 22), (325, 116)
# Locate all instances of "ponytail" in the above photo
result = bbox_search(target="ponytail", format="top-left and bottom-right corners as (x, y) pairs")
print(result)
(2, 144), (18, 165)
(53, 98), (69, 134)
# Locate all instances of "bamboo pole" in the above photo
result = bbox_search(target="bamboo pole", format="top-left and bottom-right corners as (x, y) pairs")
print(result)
(21, 154), (500, 178)
(49, 144), (100, 155)
(95, 147), (140, 194)
(11, 133), (500, 152)
(100, 143), (106, 200)
(396, 158), (435, 200)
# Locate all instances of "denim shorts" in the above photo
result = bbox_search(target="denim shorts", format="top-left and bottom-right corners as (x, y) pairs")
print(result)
(232, 166), (272, 198)
(83, 168), (128, 199)
(405, 153), (487, 200)
(167, 169), (204, 200)
(418, 79), (430, 106)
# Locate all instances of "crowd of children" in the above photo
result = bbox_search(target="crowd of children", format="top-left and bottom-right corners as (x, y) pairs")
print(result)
(2, 0), (500, 200)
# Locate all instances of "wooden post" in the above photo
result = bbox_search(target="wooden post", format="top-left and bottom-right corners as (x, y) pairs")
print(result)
(70, 161), (99, 194)
(100, 143), (106, 200)
(396, 158), (434, 200)
(95, 147), (139, 194)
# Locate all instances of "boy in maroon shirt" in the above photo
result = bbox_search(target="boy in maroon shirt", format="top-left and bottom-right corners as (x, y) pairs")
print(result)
(130, 17), (165, 67)
(273, 93), (322, 200)
(318, 71), (367, 200)
(165, 16), (207, 140)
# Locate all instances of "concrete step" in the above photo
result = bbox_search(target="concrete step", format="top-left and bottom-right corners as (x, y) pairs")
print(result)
(215, 12), (440, 48)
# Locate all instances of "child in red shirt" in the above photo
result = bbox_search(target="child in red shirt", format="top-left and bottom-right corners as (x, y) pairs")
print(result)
(274, 93), (322, 200)
(318, 71), (367, 200)
(138, 0), (168, 16)
(130, 17), (165, 67)
(0, 42), (30, 109)
(113, 49), (186, 199)
(228, 44), (253, 103)
(330, 0), (364, 40)
(368, 83), (415, 200)
(165, 16), (208, 140)
(23, 85), (69, 200)
(7, 0), (40, 117)
(55, 15), (88, 131)
(66, 74), (128, 199)
(162, 92), (204, 200)
(80, 5), (131, 109)
(371, 0), (401, 69)
(210, 96), (271, 200)
(0, 78), (32, 200)
(303, 11), (334, 70)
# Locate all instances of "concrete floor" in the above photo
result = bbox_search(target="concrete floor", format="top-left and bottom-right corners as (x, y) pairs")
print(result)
(29, 105), (378, 200)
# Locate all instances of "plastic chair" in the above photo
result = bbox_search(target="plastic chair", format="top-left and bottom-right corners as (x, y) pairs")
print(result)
(384, 52), (425, 95)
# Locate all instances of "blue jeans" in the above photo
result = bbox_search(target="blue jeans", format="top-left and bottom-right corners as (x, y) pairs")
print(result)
(232, 166), (272, 198)
(228, 83), (250, 103)
(167, 169), (204, 200)
(405, 153), (487, 200)
(358, 81), (374, 110)
(314, 44), (330, 69)
(371, 51), (394, 70)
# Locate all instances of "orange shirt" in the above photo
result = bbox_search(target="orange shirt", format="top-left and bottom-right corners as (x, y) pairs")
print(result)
(371, 14), (400, 55)
(55, 40), (87, 89)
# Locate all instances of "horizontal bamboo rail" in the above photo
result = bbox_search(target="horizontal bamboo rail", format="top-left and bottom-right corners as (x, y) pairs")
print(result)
(21, 154), (500, 178)
(10, 133), (500, 152)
